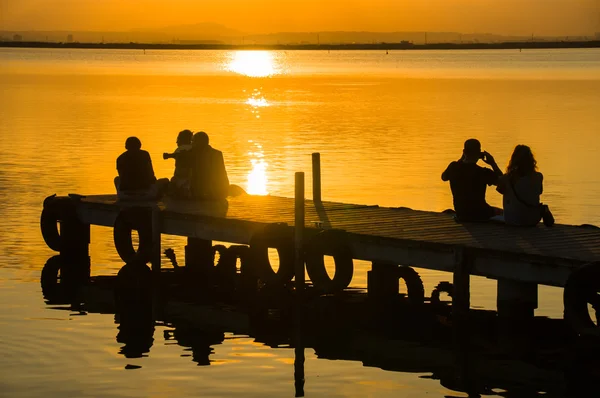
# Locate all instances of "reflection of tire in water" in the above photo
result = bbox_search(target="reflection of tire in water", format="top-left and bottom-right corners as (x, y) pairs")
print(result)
(115, 262), (153, 311)
(40, 255), (90, 305)
(115, 262), (155, 359)
(564, 261), (600, 335)
(41, 256), (64, 303)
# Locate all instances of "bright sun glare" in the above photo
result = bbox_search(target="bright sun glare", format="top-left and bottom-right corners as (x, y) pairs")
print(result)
(226, 51), (279, 77)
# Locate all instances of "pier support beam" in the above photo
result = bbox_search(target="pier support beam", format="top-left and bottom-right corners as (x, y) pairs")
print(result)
(151, 207), (162, 273)
(185, 237), (213, 272)
(497, 279), (538, 352)
(367, 262), (398, 301)
(60, 219), (90, 260)
(497, 279), (538, 317)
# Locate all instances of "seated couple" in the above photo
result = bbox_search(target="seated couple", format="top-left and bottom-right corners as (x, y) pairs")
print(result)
(442, 139), (545, 226)
(114, 130), (232, 201)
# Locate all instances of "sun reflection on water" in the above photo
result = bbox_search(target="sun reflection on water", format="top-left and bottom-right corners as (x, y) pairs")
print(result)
(247, 140), (268, 195)
(244, 88), (270, 119)
(226, 51), (280, 77)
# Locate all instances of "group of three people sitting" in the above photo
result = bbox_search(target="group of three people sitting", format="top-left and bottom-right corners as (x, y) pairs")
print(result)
(442, 138), (545, 226)
(114, 130), (230, 201)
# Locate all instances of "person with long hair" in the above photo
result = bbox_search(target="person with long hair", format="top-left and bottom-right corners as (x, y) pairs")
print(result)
(497, 145), (544, 226)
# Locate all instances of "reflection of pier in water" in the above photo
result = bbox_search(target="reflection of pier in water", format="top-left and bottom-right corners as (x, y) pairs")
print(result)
(41, 255), (600, 398)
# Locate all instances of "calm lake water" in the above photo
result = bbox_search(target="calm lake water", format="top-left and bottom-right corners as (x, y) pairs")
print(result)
(1, 47), (599, 397)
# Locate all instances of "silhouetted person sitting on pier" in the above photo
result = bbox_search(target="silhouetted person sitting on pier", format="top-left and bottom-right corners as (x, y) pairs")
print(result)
(190, 131), (230, 200)
(442, 138), (503, 222)
(496, 145), (544, 226)
(114, 136), (164, 200)
(163, 129), (194, 197)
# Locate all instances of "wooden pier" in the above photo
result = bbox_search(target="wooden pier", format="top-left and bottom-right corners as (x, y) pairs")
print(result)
(40, 154), (600, 335)
(75, 192), (600, 286)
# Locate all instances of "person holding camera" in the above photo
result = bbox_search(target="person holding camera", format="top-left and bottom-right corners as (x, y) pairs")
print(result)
(441, 138), (503, 222)
(163, 129), (194, 197)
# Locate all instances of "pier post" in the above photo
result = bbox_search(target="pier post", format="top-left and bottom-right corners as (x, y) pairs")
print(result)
(59, 197), (90, 262)
(311, 153), (321, 202)
(367, 262), (398, 301)
(452, 246), (472, 390)
(497, 279), (537, 351)
(151, 206), (161, 273)
(60, 218), (90, 260)
(294, 171), (306, 396)
(185, 238), (213, 271)
(295, 172), (305, 293)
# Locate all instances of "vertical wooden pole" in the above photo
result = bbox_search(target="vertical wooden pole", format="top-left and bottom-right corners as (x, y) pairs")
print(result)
(452, 246), (471, 390)
(311, 153), (321, 202)
(294, 171), (306, 397)
(295, 172), (305, 293)
(151, 206), (161, 273)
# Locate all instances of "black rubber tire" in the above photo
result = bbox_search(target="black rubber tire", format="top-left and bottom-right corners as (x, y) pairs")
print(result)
(305, 230), (354, 294)
(397, 266), (425, 305)
(113, 208), (153, 264)
(41, 207), (62, 251)
(564, 262), (600, 334)
(249, 224), (295, 284)
(431, 281), (454, 307)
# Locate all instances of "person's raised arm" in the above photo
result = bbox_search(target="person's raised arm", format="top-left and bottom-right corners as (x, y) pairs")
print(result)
(482, 151), (503, 177)
(441, 162), (454, 182)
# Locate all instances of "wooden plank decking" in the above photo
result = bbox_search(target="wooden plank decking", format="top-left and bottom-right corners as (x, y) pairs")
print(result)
(75, 194), (600, 287)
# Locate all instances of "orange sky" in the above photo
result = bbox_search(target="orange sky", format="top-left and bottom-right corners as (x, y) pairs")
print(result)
(2, 0), (599, 36)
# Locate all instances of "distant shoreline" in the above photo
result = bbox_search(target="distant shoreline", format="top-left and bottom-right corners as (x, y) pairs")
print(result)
(1, 40), (599, 51)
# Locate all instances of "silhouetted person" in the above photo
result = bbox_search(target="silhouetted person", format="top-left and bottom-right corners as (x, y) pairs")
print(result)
(190, 131), (229, 200)
(163, 129), (194, 197)
(496, 145), (543, 226)
(442, 138), (502, 221)
(114, 136), (160, 200)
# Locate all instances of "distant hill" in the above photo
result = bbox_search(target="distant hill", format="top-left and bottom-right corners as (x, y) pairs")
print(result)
(0, 24), (594, 45)
(134, 22), (243, 41)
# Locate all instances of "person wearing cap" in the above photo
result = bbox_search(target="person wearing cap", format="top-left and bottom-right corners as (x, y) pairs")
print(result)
(114, 136), (159, 200)
(441, 138), (503, 221)
(190, 131), (230, 200)
(163, 129), (194, 197)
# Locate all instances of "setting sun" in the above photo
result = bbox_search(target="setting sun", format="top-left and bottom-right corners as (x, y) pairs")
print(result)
(225, 51), (280, 77)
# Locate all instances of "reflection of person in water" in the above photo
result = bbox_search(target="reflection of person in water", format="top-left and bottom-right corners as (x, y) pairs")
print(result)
(164, 326), (224, 366)
(41, 255), (90, 307)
